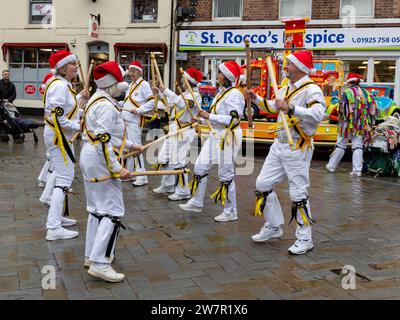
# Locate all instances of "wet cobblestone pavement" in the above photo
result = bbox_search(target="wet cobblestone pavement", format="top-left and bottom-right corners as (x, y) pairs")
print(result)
(0, 126), (399, 300)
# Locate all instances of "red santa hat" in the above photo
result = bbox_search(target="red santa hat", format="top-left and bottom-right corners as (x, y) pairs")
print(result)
(41, 72), (54, 90)
(93, 61), (129, 92)
(218, 61), (242, 83)
(346, 72), (363, 83)
(183, 68), (203, 85)
(286, 50), (314, 74)
(49, 50), (77, 74)
(128, 61), (143, 73)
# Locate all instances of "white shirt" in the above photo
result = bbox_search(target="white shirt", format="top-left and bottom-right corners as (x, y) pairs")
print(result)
(44, 75), (81, 139)
(122, 77), (155, 124)
(256, 75), (326, 139)
(163, 87), (201, 123)
(209, 86), (245, 127)
(83, 89), (134, 173)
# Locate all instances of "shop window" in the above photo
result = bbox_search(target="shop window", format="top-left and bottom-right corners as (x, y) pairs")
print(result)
(30, 0), (53, 24)
(280, 0), (311, 19)
(118, 49), (164, 83)
(132, 0), (158, 22)
(213, 0), (243, 19)
(8, 47), (62, 100)
(341, 0), (374, 18)
(344, 60), (368, 82)
(373, 60), (396, 83)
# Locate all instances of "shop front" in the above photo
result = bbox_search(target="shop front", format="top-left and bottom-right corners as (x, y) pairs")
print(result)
(179, 27), (400, 105)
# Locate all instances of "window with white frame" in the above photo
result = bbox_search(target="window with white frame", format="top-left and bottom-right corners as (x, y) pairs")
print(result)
(280, 0), (311, 19)
(341, 0), (374, 18)
(213, 0), (243, 19)
(132, 0), (158, 22)
(8, 47), (63, 100)
(29, 0), (53, 24)
(118, 49), (164, 83)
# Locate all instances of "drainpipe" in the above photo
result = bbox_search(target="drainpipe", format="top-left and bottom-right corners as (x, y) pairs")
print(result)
(168, 0), (176, 89)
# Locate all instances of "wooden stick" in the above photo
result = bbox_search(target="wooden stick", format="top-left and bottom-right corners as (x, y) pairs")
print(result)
(78, 60), (85, 88)
(150, 52), (170, 114)
(245, 39), (253, 128)
(150, 55), (159, 112)
(265, 56), (294, 147)
(79, 59), (95, 110)
(70, 61), (96, 144)
(69, 131), (80, 144)
(122, 123), (198, 159)
(90, 168), (192, 183)
(120, 108), (156, 118)
(175, 81), (195, 120)
(179, 67), (215, 135)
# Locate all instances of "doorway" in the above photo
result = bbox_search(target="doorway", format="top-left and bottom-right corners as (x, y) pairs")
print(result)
(87, 41), (110, 93)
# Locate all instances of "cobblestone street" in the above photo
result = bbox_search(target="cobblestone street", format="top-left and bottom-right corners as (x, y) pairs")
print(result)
(0, 127), (400, 300)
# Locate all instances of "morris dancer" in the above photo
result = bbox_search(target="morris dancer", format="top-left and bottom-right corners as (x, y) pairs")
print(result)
(80, 61), (144, 282)
(326, 73), (376, 176)
(43, 50), (88, 241)
(121, 61), (155, 187)
(152, 68), (202, 201)
(179, 61), (244, 222)
(247, 50), (325, 255)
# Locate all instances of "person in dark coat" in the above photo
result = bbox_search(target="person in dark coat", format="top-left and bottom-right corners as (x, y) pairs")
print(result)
(0, 70), (16, 103)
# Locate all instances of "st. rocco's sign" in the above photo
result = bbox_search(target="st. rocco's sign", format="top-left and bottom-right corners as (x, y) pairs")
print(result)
(179, 28), (400, 50)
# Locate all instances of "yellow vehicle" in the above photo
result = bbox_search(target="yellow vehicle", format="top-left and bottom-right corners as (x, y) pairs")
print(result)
(310, 59), (345, 106)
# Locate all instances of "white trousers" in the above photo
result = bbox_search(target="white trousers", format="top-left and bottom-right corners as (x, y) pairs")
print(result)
(80, 142), (124, 264)
(38, 158), (50, 183)
(157, 125), (196, 196)
(125, 123), (147, 182)
(45, 144), (75, 229)
(40, 171), (56, 203)
(327, 134), (363, 174)
(256, 141), (314, 241)
(188, 128), (242, 214)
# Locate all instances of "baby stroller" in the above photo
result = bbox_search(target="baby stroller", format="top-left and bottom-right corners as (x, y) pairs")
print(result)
(0, 100), (41, 144)
(364, 116), (400, 177)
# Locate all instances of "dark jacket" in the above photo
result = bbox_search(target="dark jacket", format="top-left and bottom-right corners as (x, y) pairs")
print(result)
(0, 79), (16, 103)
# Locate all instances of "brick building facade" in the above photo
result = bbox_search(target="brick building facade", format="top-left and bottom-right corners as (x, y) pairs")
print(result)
(176, 0), (400, 104)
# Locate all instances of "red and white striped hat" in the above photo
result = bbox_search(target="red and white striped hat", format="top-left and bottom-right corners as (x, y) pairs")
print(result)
(286, 50), (314, 74)
(346, 72), (363, 83)
(128, 61), (143, 73)
(41, 72), (54, 90)
(94, 61), (129, 92)
(49, 50), (77, 74)
(218, 61), (242, 83)
(183, 68), (203, 85)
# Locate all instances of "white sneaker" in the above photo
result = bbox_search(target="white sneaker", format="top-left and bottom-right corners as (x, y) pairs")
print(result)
(61, 216), (77, 227)
(38, 181), (46, 188)
(168, 193), (191, 201)
(349, 171), (361, 177)
(288, 239), (314, 255)
(84, 257), (91, 268)
(46, 227), (79, 241)
(88, 264), (125, 283)
(251, 225), (283, 242)
(121, 178), (131, 182)
(153, 185), (175, 194)
(179, 202), (202, 212)
(214, 211), (238, 222)
(325, 164), (335, 173)
(132, 180), (148, 187)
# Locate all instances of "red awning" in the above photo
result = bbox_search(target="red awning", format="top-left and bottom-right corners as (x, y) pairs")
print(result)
(2, 43), (70, 61)
(114, 43), (168, 61)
